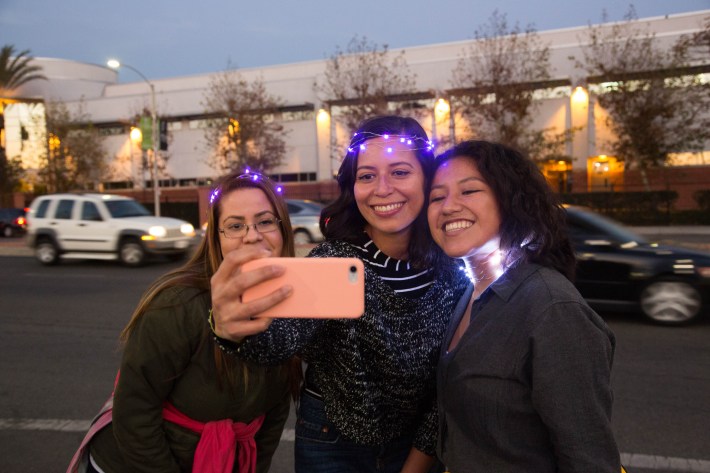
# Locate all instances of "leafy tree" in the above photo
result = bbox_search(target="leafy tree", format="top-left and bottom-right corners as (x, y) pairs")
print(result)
(39, 100), (107, 192)
(0, 154), (24, 204)
(315, 35), (418, 135)
(202, 69), (288, 173)
(451, 11), (573, 159)
(0, 45), (46, 92)
(574, 8), (710, 185)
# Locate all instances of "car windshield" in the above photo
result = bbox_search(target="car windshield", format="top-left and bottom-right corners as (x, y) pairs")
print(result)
(299, 201), (324, 212)
(570, 208), (649, 246)
(104, 200), (151, 218)
(288, 200), (324, 215)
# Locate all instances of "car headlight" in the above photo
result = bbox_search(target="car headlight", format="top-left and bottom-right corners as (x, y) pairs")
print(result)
(697, 266), (710, 278)
(149, 226), (167, 238)
(181, 223), (196, 236)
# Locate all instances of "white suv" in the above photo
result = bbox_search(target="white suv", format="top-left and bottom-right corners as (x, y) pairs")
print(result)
(26, 193), (196, 266)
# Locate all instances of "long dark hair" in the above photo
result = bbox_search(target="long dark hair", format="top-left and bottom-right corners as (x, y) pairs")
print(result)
(435, 140), (576, 280)
(321, 115), (447, 269)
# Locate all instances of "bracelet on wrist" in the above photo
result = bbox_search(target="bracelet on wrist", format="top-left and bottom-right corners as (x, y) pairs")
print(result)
(208, 308), (245, 355)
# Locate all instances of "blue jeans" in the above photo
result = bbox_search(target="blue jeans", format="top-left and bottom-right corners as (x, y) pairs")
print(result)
(295, 391), (442, 473)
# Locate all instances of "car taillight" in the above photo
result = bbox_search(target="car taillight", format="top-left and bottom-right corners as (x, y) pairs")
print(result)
(15, 216), (27, 226)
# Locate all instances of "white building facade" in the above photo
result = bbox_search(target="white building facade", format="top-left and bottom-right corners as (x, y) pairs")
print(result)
(2, 10), (708, 210)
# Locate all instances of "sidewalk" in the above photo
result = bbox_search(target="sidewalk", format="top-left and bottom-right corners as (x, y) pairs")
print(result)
(0, 237), (31, 257)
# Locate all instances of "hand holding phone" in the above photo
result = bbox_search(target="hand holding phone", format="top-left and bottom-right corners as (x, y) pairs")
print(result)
(242, 257), (365, 318)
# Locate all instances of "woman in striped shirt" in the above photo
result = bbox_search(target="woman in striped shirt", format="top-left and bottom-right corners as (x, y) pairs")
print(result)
(211, 116), (468, 473)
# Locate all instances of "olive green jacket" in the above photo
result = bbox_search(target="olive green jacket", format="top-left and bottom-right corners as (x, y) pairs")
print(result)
(89, 286), (291, 472)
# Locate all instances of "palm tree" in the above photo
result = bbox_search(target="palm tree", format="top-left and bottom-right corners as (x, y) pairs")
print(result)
(0, 45), (46, 92)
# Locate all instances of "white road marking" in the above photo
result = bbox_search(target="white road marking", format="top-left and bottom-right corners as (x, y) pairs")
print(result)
(1, 418), (709, 472)
(0, 418), (91, 432)
(621, 453), (710, 473)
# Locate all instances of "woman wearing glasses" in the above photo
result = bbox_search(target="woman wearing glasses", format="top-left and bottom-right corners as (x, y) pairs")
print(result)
(72, 170), (299, 473)
(210, 116), (469, 473)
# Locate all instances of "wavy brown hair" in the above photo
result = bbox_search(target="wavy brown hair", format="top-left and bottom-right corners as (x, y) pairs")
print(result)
(120, 170), (300, 393)
(321, 115), (451, 271)
(435, 140), (576, 280)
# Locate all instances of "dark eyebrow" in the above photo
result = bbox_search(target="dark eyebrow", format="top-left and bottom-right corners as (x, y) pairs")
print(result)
(388, 161), (415, 168)
(356, 161), (416, 172)
(430, 176), (485, 191)
(222, 210), (276, 222)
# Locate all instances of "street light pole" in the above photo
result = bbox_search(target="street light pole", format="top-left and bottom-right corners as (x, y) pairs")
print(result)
(107, 60), (161, 216)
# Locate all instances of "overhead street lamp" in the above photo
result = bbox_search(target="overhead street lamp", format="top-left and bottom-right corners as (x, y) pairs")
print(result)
(107, 59), (161, 216)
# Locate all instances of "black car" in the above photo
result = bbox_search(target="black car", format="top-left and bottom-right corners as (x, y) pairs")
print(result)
(0, 207), (27, 237)
(565, 206), (710, 325)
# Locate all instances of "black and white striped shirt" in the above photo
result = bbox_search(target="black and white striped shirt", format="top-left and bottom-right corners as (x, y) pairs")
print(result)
(352, 233), (434, 298)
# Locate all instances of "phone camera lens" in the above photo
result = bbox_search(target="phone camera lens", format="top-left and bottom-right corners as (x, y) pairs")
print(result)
(350, 265), (357, 273)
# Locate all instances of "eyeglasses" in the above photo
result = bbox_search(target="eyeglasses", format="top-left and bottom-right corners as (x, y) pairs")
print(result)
(218, 218), (282, 239)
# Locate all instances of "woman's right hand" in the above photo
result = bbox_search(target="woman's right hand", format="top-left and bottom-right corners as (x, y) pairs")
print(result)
(210, 247), (293, 342)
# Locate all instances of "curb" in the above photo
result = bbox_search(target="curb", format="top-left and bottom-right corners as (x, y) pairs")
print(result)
(0, 238), (31, 257)
(0, 240), (315, 258)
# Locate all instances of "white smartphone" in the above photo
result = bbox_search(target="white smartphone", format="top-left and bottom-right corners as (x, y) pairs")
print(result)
(241, 257), (365, 318)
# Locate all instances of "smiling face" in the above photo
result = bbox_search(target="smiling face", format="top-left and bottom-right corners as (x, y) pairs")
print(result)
(428, 156), (502, 260)
(217, 187), (284, 257)
(353, 137), (425, 242)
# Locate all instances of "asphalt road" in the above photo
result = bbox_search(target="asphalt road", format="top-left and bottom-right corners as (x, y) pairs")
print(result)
(0, 252), (709, 473)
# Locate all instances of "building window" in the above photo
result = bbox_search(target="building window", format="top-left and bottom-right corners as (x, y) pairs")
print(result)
(282, 110), (315, 122)
(103, 181), (134, 190)
(98, 126), (127, 136)
(270, 172), (317, 182)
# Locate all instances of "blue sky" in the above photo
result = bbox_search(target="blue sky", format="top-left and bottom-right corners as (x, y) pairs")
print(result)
(2, 0), (708, 81)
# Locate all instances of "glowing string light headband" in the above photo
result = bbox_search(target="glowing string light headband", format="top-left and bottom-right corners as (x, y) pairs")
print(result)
(208, 168), (283, 206)
(347, 132), (435, 155)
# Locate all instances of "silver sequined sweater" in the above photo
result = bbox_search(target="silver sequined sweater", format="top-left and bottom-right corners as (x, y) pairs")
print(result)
(232, 239), (469, 455)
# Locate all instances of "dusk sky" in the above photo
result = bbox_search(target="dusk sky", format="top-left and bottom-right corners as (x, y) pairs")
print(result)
(2, 0), (709, 81)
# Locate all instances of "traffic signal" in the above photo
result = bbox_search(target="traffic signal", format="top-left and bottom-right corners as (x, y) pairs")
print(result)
(159, 119), (168, 151)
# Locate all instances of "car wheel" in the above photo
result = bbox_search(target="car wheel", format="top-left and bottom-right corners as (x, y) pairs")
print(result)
(3, 226), (13, 238)
(294, 230), (311, 245)
(119, 239), (146, 267)
(36, 239), (60, 265)
(639, 280), (702, 325)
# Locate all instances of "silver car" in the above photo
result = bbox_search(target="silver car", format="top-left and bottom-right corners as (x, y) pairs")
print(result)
(286, 199), (324, 245)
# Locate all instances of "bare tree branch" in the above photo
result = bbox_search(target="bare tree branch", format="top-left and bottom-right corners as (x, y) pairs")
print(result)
(315, 35), (418, 134)
(202, 69), (289, 174)
(39, 100), (108, 193)
(450, 11), (572, 159)
(574, 8), (710, 175)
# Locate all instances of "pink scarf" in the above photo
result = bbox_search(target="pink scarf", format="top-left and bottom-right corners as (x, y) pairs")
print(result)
(162, 402), (265, 473)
